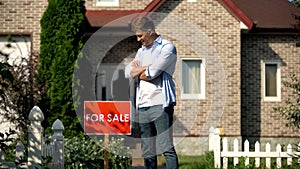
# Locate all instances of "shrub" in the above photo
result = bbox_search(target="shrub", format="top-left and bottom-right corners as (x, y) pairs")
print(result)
(64, 135), (131, 169)
(273, 73), (300, 128)
(0, 129), (18, 162)
(0, 35), (41, 138)
(39, 0), (86, 137)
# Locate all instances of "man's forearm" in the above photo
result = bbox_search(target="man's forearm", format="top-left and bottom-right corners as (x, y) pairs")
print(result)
(130, 66), (147, 78)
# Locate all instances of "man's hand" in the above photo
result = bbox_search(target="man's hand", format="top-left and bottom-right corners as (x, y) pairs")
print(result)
(139, 71), (149, 81)
(130, 60), (152, 80)
(130, 60), (147, 78)
(132, 60), (141, 68)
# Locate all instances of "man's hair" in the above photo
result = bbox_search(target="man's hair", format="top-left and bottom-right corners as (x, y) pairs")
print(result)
(130, 16), (155, 32)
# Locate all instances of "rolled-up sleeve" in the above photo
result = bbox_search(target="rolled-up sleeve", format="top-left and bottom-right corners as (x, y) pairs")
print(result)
(145, 43), (177, 79)
(125, 50), (141, 79)
(125, 62), (133, 79)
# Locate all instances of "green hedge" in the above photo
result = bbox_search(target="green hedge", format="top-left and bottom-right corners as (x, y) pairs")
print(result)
(39, 0), (86, 137)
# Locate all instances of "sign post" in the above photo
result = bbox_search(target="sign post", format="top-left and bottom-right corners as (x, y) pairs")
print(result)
(104, 135), (109, 169)
(84, 101), (131, 168)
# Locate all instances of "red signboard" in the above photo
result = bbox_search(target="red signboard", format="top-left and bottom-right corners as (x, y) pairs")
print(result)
(84, 101), (131, 135)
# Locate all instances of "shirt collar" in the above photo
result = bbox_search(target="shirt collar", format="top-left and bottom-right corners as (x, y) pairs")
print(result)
(141, 35), (162, 51)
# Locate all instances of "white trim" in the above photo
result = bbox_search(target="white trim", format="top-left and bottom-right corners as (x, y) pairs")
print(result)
(262, 60), (281, 102)
(181, 58), (206, 100)
(240, 22), (248, 30)
(0, 35), (31, 66)
(96, 0), (119, 7)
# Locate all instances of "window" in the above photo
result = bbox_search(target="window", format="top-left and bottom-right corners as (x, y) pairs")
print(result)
(263, 61), (281, 101)
(181, 59), (205, 99)
(0, 35), (31, 66)
(96, 0), (119, 6)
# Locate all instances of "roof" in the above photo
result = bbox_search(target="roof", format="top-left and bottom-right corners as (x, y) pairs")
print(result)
(85, 10), (141, 27)
(219, 0), (253, 29)
(86, 0), (300, 30)
(85, 0), (165, 27)
(222, 0), (300, 30)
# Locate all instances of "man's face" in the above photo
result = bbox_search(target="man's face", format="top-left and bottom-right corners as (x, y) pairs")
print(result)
(136, 30), (153, 47)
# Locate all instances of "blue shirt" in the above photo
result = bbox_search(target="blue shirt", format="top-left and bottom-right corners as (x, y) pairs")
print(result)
(125, 36), (177, 108)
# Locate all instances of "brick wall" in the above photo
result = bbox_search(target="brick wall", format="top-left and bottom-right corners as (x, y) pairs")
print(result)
(0, 0), (48, 52)
(94, 0), (242, 137)
(85, 0), (300, 139)
(241, 34), (300, 137)
(156, 0), (242, 136)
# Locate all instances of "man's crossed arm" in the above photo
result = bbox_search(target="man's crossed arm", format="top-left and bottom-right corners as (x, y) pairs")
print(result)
(130, 60), (150, 81)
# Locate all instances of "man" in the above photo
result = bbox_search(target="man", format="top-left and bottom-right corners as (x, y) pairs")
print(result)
(125, 16), (179, 169)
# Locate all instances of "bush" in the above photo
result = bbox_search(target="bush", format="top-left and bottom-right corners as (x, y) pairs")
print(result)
(0, 35), (41, 138)
(64, 135), (131, 169)
(39, 0), (86, 137)
(273, 73), (300, 128)
(0, 129), (18, 162)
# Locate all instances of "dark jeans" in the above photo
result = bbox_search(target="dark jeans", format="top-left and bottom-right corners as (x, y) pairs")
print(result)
(138, 105), (179, 169)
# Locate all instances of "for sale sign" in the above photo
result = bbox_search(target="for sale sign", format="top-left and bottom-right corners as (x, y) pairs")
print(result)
(84, 101), (131, 135)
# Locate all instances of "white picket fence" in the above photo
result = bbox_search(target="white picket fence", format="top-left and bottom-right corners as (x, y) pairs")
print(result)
(0, 106), (64, 169)
(209, 127), (300, 169)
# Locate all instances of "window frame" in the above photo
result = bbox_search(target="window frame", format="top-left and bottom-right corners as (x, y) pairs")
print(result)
(0, 35), (31, 66)
(180, 58), (206, 100)
(96, 0), (119, 7)
(262, 60), (281, 102)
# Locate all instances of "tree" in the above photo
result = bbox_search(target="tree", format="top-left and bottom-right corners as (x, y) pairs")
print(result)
(0, 35), (41, 138)
(274, 74), (300, 128)
(39, 0), (86, 137)
(275, 1), (300, 128)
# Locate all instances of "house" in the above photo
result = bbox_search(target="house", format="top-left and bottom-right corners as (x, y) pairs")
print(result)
(1, 0), (299, 155)
(0, 0), (48, 134)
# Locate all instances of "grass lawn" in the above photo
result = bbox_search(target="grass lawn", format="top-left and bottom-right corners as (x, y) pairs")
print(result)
(157, 151), (300, 169)
(157, 152), (215, 169)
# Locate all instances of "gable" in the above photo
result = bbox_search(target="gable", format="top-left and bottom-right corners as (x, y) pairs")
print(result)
(220, 0), (300, 30)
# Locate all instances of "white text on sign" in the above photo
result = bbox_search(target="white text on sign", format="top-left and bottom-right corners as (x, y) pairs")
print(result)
(85, 113), (130, 123)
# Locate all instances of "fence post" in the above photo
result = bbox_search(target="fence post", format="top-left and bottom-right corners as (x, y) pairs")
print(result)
(276, 144), (282, 168)
(255, 141), (260, 168)
(287, 144), (292, 166)
(209, 127), (215, 151)
(0, 149), (5, 162)
(298, 143), (300, 165)
(52, 119), (64, 169)
(28, 106), (44, 169)
(213, 128), (221, 168)
(223, 138), (228, 169)
(266, 143), (271, 169)
(244, 140), (249, 166)
(15, 141), (24, 162)
(233, 139), (238, 166)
